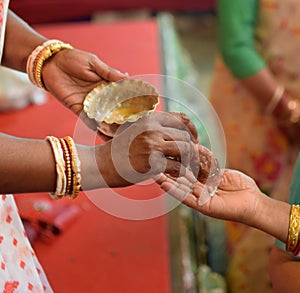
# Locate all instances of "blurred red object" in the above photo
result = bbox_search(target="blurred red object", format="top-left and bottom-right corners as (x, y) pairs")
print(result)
(14, 194), (82, 242)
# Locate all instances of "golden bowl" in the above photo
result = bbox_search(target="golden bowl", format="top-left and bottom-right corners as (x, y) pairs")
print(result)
(83, 79), (160, 132)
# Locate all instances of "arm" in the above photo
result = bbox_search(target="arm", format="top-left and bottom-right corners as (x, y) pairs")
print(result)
(0, 112), (197, 194)
(2, 10), (127, 131)
(268, 246), (300, 293)
(218, 0), (279, 108)
(218, 0), (300, 142)
(2, 10), (47, 72)
(157, 167), (290, 243)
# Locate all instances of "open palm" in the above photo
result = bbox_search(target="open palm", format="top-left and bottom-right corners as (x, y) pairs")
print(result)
(157, 167), (263, 225)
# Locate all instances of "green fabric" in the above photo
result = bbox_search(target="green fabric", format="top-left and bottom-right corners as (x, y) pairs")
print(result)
(217, 0), (266, 78)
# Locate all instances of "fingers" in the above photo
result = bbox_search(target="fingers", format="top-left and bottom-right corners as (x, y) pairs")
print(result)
(94, 58), (128, 82)
(158, 174), (199, 209)
(163, 141), (193, 167)
(160, 127), (193, 142)
(157, 112), (198, 143)
(155, 171), (197, 194)
(160, 176), (190, 201)
(164, 158), (186, 177)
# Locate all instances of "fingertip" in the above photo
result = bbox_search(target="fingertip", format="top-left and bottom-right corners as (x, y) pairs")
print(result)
(153, 173), (166, 183)
(160, 182), (169, 192)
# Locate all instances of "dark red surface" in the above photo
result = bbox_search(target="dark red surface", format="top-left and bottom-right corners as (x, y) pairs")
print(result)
(10, 0), (216, 24)
(0, 20), (171, 293)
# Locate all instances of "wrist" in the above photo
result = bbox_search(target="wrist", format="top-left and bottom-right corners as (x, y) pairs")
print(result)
(26, 40), (73, 90)
(77, 145), (98, 190)
(253, 195), (290, 242)
(265, 85), (285, 115)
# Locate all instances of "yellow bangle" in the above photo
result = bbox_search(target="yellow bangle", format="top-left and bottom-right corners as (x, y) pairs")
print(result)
(286, 204), (300, 254)
(63, 136), (81, 199)
(26, 40), (73, 90)
(26, 39), (60, 85)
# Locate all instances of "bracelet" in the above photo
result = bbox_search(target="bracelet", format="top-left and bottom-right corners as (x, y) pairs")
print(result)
(26, 40), (73, 90)
(286, 204), (300, 255)
(265, 85), (285, 115)
(59, 138), (73, 195)
(26, 39), (60, 85)
(46, 135), (81, 200)
(63, 136), (82, 199)
(46, 136), (67, 199)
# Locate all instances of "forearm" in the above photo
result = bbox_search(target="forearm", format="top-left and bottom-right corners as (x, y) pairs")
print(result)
(0, 133), (56, 193)
(0, 133), (114, 194)
(78, 142), (131, 190)
(1, 10), (47, 72)
(251, 194), (291, 243)
(239, 68), (280, 110)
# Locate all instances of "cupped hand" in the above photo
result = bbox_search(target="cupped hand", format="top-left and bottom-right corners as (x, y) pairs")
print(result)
(156, 167), (263, 225)
(95, 112), (198, 187)
(42, 48), (128, 130)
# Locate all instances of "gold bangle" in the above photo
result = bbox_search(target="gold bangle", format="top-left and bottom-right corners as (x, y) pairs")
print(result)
(286, 204), (300, 254)
(27, 40), (73, 90)
(26, 39), (61, 85)
(34, 42), (73, 90)
(63, 136), (81, 199)
(59, 138), (73, 195)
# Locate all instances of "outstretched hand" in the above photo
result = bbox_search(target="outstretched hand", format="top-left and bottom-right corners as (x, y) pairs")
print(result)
(156, 166), (263, 225)
(42, 48), (128, 130)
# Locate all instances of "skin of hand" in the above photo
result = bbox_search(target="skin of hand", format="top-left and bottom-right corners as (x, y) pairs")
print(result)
(97, 111), (199, 143)
(268, 245), (300, 293)
(273, 94), (300, 147)
(42, 48), (128, 130)
(82, 112), (199, 189)
(157, 168), (262, 224)
(156, 144), (291, 243)
(240, 69), (300, 145)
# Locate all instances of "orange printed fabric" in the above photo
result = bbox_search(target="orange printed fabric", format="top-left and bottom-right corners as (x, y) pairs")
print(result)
(0, 195), (53, 292)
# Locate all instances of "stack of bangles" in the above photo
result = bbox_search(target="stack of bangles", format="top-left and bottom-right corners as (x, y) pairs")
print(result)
(46, 136), (81, 200)
(265, 85), (300, 124)
(286, 204), (300, 256)
(26, 39), (73, 90)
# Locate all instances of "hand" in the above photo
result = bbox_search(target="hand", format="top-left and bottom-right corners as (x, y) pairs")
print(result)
(268, 245), (300, 293)
(273, 93), (300, 146)
(156, 167), (262, 225)
(90, 112), (198, 188)
(189, 144), (220, 184)
(42, 48), (127, 130)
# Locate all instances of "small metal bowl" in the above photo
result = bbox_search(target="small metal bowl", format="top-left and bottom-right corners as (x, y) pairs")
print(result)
(83, 78), (160, 137)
